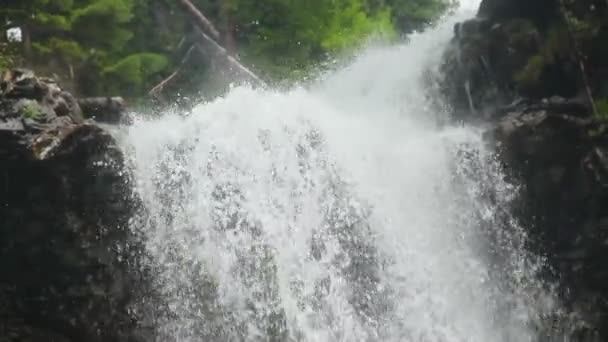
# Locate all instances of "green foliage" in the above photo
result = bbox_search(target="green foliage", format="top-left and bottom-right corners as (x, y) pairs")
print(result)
(383, 0), (453, 33)
(34, 13), (72, 30)
(102, 53), (169, 95)
(515, 25), (571, 86)
(232, 0), (398, 79)
(21, 102), (44, 120)
(1, 0), (172, 96)
(515, 1), (607, 98)
(596, 98), (608, 121)
(72, 0), (133, 24)
(322, 4), (395, 51)
(2, 0), (449, 98)
(515, 55), (545, 86)
(0, 47), (16, 70)
(33, 38), (85, 63)
(71, 0), (134, 50)
(0, 57), (9, 70)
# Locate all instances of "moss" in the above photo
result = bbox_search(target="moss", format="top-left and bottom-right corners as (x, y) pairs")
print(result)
(587, 97), (608, 136)
(21, 102), (44, 121)
(515, 55), (546, 86)
(514, 25), (571, 87)
(595, 98), (608, 121)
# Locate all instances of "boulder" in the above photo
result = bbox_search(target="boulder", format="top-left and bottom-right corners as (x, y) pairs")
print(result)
(0, 69), (147, 341)
(78, 97), (127, 124)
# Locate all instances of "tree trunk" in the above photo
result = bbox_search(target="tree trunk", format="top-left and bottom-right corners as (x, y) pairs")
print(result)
(22, 24), (32, 67)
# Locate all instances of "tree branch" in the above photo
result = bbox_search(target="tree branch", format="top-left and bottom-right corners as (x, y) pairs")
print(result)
(560, 0), (598, 117)
(192, 27), (266, 87)
(177, 0), (221, 40)
(170, 0), (266, 90)
(149, 44), (197, 96)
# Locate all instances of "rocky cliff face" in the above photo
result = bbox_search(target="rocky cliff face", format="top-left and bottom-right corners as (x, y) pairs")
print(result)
(442, 0), (608, 120)
(0, 69), (146, 341)
(443, 0), (608, 338)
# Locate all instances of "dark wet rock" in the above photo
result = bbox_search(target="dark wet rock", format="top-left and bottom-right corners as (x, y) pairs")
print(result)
(484, 98), (608, 339)
(477, 0), (559, 27)
(441, 17), (546, 120)
(442, 0), (608, 337)
(78, 97), (127, 124)
(0, 69), (146, 341)
(439, 0), (607, 122)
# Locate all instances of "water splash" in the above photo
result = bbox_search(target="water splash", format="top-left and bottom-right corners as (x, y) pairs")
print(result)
(120, 2), (574, 341)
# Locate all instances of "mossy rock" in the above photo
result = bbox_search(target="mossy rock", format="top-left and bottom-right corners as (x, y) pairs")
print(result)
(15, 100), (53, 122)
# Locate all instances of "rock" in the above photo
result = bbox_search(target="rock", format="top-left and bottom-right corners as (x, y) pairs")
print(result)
(78, 97), (127, 124)
(0, 69), (147, 341)
(441, 17), (547, 121)
(441, 1), (608, 336)
(487, 100), (608, 339)
(439, 0), (599, 123)
(478, 0), (559, 27)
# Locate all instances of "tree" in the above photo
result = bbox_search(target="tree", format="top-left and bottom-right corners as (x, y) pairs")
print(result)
(384, 0), (453, 33)
(227, 0), (395, 79)
(1, 0), (171, 97)
(2, 0), (451, 98)
(1, 0), (72, 66)
(63, 0), (169, 96)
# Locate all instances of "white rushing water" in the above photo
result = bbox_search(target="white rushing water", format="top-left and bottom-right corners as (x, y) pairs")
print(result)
(120, 1), (574, 341)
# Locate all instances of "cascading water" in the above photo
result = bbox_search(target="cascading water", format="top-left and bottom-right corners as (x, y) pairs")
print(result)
(119, 1), (581, 341)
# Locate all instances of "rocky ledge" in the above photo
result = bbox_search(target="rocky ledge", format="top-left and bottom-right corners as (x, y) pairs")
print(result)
(442, 0), (608, 338)
(0, 69), (145, 341)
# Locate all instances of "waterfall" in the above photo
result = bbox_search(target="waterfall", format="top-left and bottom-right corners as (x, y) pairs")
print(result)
(119, 2), (578, 341)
